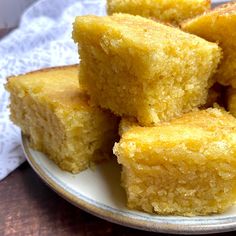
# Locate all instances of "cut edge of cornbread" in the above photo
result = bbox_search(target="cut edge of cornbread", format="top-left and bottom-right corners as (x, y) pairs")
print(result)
(6, 65), (119, 173)
(114, 108), (236, 216)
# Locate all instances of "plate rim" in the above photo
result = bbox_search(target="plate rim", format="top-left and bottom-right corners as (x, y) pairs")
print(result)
(21, 133), (236, 235)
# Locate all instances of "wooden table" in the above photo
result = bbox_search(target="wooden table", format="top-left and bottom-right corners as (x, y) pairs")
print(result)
(0, 162), (156, 236)
(0, 163), (235, 236)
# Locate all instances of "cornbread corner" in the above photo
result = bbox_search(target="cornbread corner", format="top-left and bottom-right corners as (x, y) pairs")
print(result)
(5, 65), (119, 173)
(73, 14), (221, 126)
(181, 1), (236, 87)
(114, 108), (236, 216)
(227, 87), (236, 117)
(107, 0), (210, 25)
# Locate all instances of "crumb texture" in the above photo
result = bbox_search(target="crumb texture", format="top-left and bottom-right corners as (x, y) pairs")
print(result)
(107, 0), (210, 25)
(182, 1), (236, 88)
(73, 14), (221, 126)
(114, 108), (236, 215)
(6, 65), (118, 173)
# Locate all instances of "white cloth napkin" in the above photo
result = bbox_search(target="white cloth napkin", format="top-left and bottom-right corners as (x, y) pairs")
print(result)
(0, 0), (106, 180)
(0, 0), (229, 180)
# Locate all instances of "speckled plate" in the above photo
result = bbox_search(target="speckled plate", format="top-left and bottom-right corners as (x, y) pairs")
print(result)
(21, 133), (236, 234)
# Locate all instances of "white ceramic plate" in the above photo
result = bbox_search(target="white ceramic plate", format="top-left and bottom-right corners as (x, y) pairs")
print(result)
(21, 134), (236, 235)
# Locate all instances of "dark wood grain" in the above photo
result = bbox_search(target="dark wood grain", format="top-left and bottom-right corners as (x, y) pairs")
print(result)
(0, 163), (236, 236)
(0, 163), (157, 236)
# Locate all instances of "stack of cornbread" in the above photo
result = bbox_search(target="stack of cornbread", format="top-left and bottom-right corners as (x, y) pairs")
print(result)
(5, 0), (236, 216)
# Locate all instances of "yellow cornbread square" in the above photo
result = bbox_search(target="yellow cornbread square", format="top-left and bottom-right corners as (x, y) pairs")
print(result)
(107, 0), (210, 25)
(227, 87), (236, 117)
(6, 65), (118, 173)
(182, 1), (236, 88)
(73, 14), (221, 126)
(114, 108), (236, 216)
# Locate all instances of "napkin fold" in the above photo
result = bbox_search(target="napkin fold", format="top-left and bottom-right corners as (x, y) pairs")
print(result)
(0, 0), (229, 180)
(0, 0), (105, 180)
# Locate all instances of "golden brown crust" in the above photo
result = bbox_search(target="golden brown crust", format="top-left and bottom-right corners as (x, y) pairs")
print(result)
(181, 1), (236, 88)
(107, 0), (210, 25)
(213, 0), (236, 13)
(7, 64), (79, 81)
(181, 0), (236, 27)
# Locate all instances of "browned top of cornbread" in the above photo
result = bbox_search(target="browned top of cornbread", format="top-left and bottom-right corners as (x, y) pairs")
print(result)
(118, 108), (236, 165)
(117, 125), (236, 166)
(181, 1), (236, 87)
(181, 1), (236, 25)
(182, 1), (236, 25)
(120, 108), (236, 133)
(181, 1), (236, 36)
(170, 108), (236, 130)
(122, 108), (236, 132)
(107, 0), (211, 26)
(73, 13), (218, 51)
(213, 1), (236, 14)
(6, 65), (90, 110)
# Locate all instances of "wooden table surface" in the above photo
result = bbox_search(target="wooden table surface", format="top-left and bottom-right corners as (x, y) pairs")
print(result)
(0, 162), (235, 236)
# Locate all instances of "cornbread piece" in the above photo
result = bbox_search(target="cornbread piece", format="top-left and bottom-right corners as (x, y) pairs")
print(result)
(227, 87), (236, 117)
(182, 2), (236, 87)
(107, 0), (210, 25)
(73, 14), (221, 126)
(114, 108), (236, 216)
(6, 65), (118, 173)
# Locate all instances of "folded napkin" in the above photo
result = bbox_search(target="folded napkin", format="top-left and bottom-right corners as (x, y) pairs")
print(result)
(0, 0), (229, 180)
(0, 0), (105, 180)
